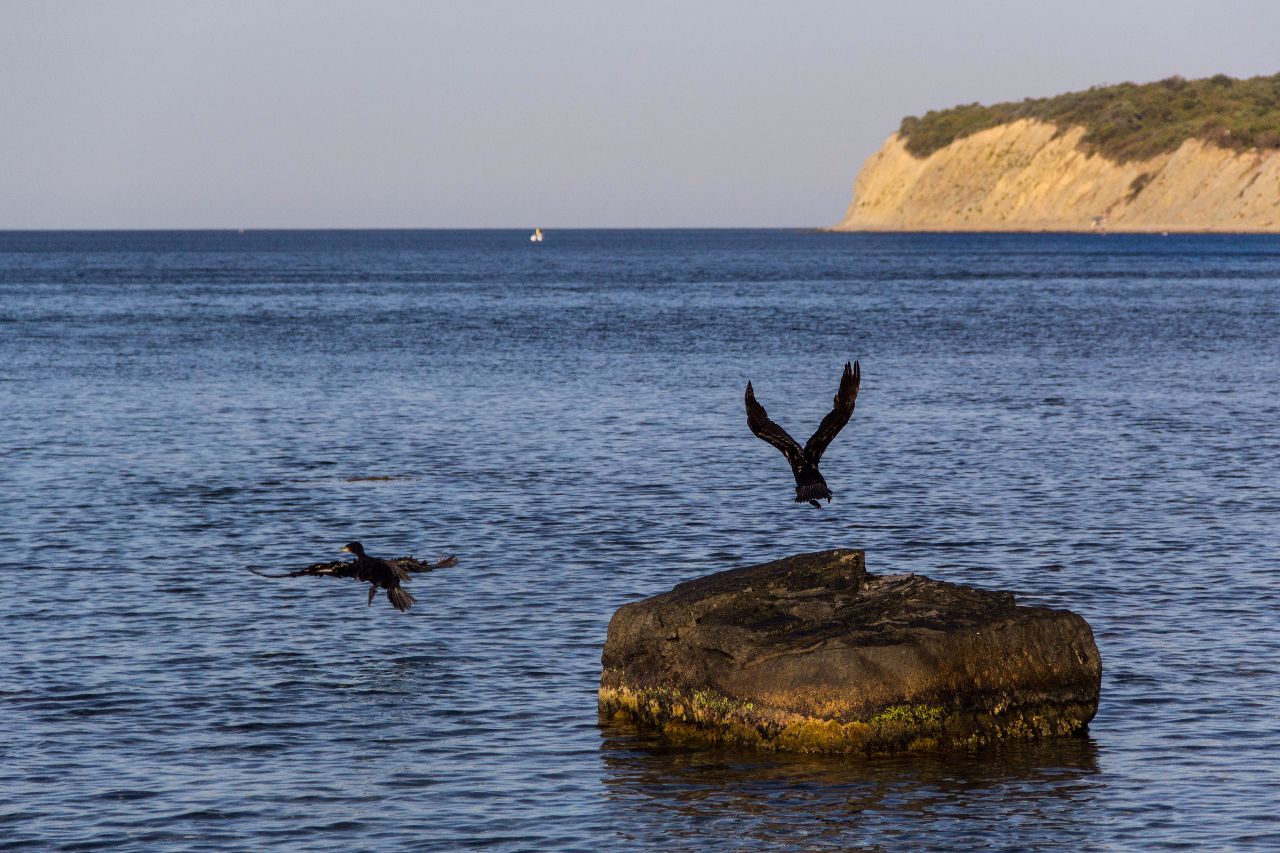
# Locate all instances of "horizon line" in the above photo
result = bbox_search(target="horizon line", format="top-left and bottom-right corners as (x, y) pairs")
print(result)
(0, 225), (830, 233)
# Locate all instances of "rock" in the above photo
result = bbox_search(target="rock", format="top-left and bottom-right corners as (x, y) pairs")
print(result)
(599, 549), (1101, 755)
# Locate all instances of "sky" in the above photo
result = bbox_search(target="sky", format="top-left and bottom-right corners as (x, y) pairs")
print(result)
(3, 0), (1280, 229)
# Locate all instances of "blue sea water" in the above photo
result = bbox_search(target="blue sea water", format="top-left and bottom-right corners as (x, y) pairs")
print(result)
(1, 229), (1278, 851)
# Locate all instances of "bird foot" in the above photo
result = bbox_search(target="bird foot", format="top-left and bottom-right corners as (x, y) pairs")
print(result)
(808, 500), (822, 509)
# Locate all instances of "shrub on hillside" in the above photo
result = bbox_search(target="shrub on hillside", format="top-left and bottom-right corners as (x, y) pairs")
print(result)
(899, 72), (1280, 161)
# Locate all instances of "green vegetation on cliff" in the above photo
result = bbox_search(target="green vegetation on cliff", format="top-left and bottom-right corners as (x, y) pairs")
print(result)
(899, 73), (1280, 161)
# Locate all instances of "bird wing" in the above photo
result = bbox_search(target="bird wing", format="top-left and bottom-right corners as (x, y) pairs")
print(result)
(246, 554), (458, 579)
(745, 381), (803, 465)
(245, 559), (362, 580)
(390, 555), (459, 574)
(803, 361), (860, 464)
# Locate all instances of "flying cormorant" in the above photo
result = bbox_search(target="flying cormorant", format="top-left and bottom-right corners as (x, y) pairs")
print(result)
(745, 360), (860, 508)
(247, 542), (458, 612)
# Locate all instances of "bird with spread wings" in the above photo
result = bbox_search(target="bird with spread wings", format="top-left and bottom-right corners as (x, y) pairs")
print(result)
(745, 360), (861, 508)
(247, 541), (458, 612)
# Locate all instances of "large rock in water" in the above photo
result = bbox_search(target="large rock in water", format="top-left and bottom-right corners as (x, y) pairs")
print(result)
(599, 549), (1101, 754)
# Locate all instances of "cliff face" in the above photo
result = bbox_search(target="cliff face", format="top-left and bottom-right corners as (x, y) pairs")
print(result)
(835, 119), (1280, 232)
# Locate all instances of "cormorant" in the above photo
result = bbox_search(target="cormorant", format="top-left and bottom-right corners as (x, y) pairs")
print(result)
(247, 542), (458, 612)
(745, 360), (860, 508)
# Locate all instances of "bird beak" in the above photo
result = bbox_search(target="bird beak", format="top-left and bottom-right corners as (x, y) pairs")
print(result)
(340, 546), (351, 554)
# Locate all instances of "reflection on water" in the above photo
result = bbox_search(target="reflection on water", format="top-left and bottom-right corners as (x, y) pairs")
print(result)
(600, 717), (1103, 851)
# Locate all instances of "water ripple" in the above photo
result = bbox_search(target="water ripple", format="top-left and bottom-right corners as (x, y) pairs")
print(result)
(1, 230), (1278, 850)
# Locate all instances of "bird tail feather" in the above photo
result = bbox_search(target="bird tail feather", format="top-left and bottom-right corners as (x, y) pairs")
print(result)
(794, 470), (832, 505)
(388, 587), (415, 612)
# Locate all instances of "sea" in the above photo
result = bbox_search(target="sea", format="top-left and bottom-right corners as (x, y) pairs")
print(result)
(2, 229), (1278, 851)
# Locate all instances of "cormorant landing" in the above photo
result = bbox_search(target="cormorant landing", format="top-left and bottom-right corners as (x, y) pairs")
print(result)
(745, 360), (860, 508)
(247, 542), (458, 612)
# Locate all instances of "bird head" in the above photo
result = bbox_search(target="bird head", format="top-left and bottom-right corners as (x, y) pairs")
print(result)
(340, 541), (365, 556)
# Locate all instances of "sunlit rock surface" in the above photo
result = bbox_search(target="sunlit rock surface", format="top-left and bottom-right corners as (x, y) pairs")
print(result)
(600, 549), (1101, 754)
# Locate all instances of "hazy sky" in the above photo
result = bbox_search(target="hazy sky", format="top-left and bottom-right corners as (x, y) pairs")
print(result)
(3, 1), (1279, 228)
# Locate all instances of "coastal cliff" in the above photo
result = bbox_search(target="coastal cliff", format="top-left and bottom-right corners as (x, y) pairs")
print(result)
(836, 120), (1280, 232)
(834, 74), (1280, 232)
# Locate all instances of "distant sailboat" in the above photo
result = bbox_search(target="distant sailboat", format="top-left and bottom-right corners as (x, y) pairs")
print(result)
(530, 228), (544, 243)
